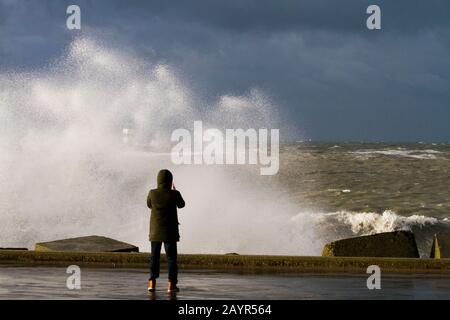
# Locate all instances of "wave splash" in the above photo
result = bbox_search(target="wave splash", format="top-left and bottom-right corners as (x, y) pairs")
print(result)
(328, 210), (438, 234)
(290, 210), (440, 256)
(0, 37), (281, 252)
(350, 149), (443, 160)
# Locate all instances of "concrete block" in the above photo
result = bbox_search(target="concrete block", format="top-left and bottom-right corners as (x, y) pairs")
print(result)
(322, 231), (419, 258)
(35, 235), (138, 253)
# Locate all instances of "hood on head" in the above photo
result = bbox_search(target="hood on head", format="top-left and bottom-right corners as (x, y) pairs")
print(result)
(157, 169), (173, 189)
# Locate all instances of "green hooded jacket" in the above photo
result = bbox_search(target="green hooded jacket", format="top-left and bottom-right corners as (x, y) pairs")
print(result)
(147, 169), (185, 242)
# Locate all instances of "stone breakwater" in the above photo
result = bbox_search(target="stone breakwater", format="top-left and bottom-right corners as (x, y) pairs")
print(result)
(1, 250), (449, 274)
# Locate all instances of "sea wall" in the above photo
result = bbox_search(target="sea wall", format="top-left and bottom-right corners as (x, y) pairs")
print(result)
(1, 250), (449, 274)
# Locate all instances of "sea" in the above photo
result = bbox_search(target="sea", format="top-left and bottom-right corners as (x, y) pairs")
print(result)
(272, 141), (450, 257)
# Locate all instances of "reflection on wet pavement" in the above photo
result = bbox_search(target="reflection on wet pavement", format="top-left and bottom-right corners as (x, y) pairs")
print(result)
(1, 267), (449, 300)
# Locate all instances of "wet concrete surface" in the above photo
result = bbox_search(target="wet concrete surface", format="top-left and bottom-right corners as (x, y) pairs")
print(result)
(1, 266), (450, 299)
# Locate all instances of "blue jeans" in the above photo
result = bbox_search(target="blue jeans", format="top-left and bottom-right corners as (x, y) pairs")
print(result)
(149, 241), (178, 284)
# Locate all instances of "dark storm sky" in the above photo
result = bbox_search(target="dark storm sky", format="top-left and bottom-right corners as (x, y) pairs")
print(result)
(1, 0), (449, 142)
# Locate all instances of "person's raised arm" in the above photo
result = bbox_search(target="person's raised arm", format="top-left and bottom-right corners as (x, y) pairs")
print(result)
(176, 191), (185, 209)
(172, 182), (185, 208)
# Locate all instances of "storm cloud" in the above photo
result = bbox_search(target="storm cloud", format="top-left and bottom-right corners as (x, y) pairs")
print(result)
(1, 0), (449, 141)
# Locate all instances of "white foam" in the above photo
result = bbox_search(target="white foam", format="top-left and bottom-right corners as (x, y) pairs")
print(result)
(317, 210), (437, 235)
(351, 149), (442, 160)
(0, 37), (284, 253)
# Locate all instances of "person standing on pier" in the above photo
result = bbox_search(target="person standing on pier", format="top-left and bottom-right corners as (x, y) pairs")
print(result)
(147, 169), (185, 293)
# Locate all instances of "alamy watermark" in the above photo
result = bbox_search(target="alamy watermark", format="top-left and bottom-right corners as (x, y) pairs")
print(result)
(171, 121), (279, 175)
(66, 265), (81, 290)
(366, 5), (381, 30)
(66, 5), (81, 30)
(366, 265), (381, 290)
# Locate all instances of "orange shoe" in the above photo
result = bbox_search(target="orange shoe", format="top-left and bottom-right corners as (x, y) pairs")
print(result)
(167, 281), (179, 293)
(147, 279), (156, 292)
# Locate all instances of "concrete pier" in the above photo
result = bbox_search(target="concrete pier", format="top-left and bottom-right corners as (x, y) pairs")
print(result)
(1, 250), (449, 274)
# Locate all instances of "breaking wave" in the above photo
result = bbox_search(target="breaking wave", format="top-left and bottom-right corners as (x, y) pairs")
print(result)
(350, 149), (443, 160)
(0, 37), (283, 253)
(323, 210), (437, 234)
(290, 210), (441, 256)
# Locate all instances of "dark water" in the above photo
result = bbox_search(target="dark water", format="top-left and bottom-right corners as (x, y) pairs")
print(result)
(1, 267), (449, 300)
(279, 142), (450, 217)
(268, 142), (450, 256)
